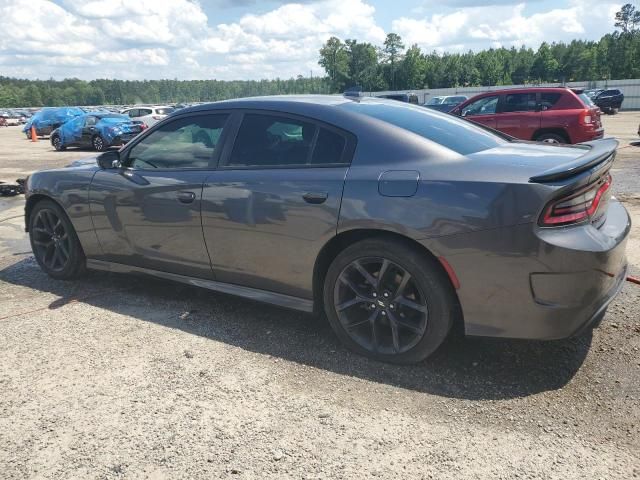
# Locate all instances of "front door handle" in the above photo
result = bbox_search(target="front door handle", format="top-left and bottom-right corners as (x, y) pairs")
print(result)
(177, 191), (196, 204)
(303, 192), (328, 204)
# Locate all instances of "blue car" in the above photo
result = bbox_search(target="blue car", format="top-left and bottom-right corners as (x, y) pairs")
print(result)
(50, 112), (145, 152)
(23, 107), (84, 139)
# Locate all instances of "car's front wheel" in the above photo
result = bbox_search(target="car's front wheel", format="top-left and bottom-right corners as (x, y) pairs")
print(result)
(92, 135), (106, 152)
(29, 200), (86, 280)
(323, 238), (455, 364)
(52, 135), (65, 151)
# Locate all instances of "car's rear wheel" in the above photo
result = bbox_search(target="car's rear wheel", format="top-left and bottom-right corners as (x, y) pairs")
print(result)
(323, 238), (455, 364)
(52, 135), (65, 151)
(29, 200), (86, 280)
(536, 133), (566, 144)
(92, 135), (106, 152)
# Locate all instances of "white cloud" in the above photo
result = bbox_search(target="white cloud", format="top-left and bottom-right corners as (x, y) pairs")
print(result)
(0, 0), (626, 81)
(0, 0), (385, 80)
(393, 1), (621, 52)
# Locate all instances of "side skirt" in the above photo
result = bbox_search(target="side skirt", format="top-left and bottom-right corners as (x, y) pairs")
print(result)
(86, 259), (315, 313)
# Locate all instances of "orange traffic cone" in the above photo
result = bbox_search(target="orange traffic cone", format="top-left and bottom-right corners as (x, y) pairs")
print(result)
(30, 126), (38, 142)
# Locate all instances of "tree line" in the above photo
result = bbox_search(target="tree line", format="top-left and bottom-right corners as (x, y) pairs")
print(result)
(0, 3), (639, 108)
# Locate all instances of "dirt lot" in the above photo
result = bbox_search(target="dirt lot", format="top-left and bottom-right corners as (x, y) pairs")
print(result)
(1, 115), (639, 479)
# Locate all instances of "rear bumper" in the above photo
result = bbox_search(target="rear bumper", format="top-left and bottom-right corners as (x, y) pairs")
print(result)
(430, 198), (631, 340)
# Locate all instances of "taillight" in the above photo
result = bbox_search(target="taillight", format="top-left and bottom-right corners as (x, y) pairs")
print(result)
(540, 174), (612, 227)
(579, 109), (592, 126)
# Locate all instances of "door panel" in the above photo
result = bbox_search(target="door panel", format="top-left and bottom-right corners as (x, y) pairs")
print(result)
(89, 169), (213, 278)
(88, 113), (230, 278)
(495, 92), (540, 139)
(461, 95), (499, 130)
(201, 168), (348, 298)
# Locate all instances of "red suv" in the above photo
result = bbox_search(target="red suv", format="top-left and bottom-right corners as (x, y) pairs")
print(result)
(450, 87), (603, 144)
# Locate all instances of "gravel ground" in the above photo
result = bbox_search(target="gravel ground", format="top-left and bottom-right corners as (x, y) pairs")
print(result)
(0, 115), (639, 479)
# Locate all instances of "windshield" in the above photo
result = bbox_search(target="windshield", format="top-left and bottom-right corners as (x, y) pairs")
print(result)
(444, 96), (466, 104)
(426, 97), (444, 105)
(341, 100), (507, 155)
(579, 93), (595, 107)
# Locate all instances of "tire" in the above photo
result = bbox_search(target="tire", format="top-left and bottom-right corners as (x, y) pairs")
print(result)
(29, 199), (86, 280)
(52, 135), (66, 151)
(92, 135), (106, 152)
(26, 130), (32, 140)
(536, 133), (566, 144)
(323, 238), (456, 364)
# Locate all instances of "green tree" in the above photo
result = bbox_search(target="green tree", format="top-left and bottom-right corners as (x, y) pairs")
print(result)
(382, 33), (405, 90)
(318, 36), (349, 91)
(23, 84), (43, 107)
(615, 3), (640, 33)
(398, 44), (426, 89)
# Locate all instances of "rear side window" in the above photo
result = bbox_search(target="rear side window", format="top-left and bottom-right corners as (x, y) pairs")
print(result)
(312, 129), (346, 165)
(540, 93), (562, 109)
(226, 113), (349, 168)
(139, 109), (152, 116)
(503, 93), (537, 112)
(342, 101), (506, 155)
(156, 107), (175, 115)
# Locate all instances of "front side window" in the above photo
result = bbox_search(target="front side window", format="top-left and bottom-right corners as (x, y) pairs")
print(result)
(127, 114), (228, 170)
(226, 114), (316, 167)
(461, 96), (499, 116)
(503, 93), (537, 112)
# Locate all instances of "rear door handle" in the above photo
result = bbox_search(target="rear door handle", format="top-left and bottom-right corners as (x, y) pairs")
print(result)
(177, 191), (196, 204)
(303, 192), (328, 204)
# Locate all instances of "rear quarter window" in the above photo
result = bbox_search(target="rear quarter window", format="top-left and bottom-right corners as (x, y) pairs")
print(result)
(342, 101), (506, 155)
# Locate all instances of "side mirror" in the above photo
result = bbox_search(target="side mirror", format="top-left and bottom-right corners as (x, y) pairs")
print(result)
(97, 150), (120, 169)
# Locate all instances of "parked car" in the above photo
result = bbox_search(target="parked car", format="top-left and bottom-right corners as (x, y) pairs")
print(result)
(120, 105), (175, 127)
(1, 111), (22, 126)
(0, 115), (7, 127)
(23, 107), (84, 138)
(424, 95), (468, 113)
(451, 87), (603, 144)
(24, 95), (629, 363)
(376, 93), (419, 104)
(584, 89), (624, 114)
(50, 112), (146, 152)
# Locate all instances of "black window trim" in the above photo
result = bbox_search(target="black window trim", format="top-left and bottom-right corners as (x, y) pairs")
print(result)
(119, 110), (233, 172)
(217, 108), (356, 171)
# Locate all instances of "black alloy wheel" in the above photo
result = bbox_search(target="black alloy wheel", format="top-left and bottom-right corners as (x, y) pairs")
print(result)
(29, 200), (86, 279)
(92, 135), (106, 151)
(324, 238), (455, 364)
(334, 257), (428, 355)
(52, 136), (65, 151)
(31, 208), (71, 272)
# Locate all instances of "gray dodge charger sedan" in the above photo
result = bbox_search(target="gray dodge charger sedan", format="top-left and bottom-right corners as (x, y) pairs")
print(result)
(24, 95), (630, 363)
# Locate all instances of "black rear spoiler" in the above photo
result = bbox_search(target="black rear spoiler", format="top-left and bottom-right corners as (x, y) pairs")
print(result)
(529, 138), (618, 183)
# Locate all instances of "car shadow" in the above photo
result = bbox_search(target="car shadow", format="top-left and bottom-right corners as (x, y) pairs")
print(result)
(0, 257), (593, 401)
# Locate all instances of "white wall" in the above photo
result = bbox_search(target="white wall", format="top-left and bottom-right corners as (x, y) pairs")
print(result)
(370, 78), (640, 110)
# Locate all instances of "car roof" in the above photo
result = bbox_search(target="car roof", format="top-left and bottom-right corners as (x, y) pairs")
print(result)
(473, 87), (571, 95)
(179, 94), (375, 114)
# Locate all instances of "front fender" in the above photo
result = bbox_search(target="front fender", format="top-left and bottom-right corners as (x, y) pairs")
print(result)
(25, 165), (102, 257)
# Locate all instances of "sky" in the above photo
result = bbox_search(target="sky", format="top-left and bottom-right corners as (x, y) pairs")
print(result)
(0, 0), (625, 81)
